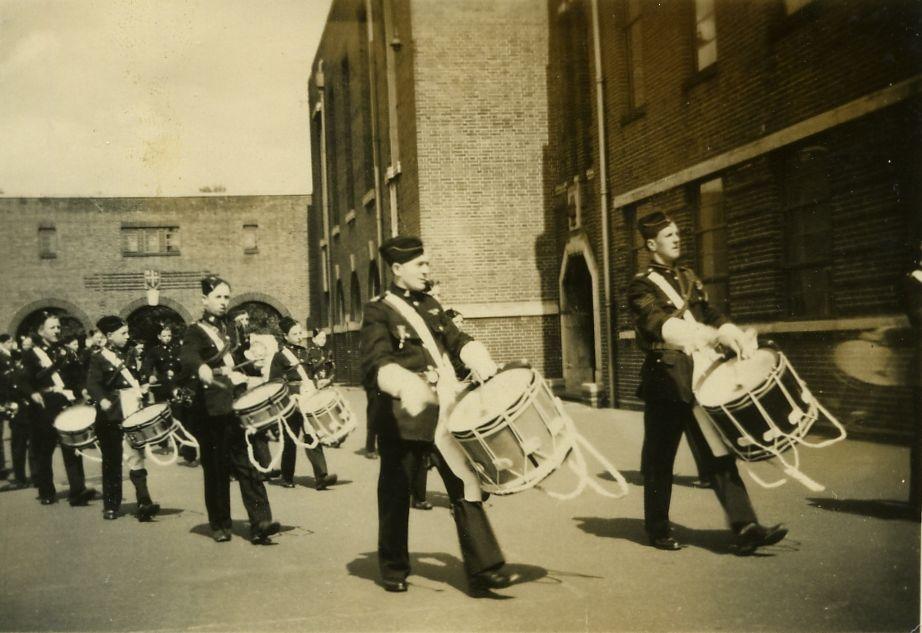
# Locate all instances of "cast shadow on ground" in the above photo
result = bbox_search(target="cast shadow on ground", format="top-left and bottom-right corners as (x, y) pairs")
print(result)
(119, 502), (184, 518)
(807, 497), (920, 522)
(189, 520), (298, 541)
(346, 551), (550, 599)
(604, 470), (711, 489)
(279, 475), (353, 490)
(573, 516), (786, 557)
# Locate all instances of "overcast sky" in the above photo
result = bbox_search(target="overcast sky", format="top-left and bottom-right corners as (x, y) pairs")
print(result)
(0, 0), (332, 197)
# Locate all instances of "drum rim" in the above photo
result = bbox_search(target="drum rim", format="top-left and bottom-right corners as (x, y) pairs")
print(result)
(121, 402), (171, 428)
(232, 382), (288, 411)
(699, 350), (785, 412)
(54, 405), (97, 431)
(449, 367), (539, 433)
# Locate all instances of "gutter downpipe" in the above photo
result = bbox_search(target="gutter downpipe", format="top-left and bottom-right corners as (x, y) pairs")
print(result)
(590, 0), (618, 407)
(317, 65), (334, 334)
(365, 0), (384, 285)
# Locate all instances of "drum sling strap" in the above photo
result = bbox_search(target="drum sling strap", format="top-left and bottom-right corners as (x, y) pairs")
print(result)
(99, 347), (143, 417)
(33, 346), (74, 402)
(382, 291), (484, 502)
(646, 271), (730, 458)
(282, 347), (316, 395)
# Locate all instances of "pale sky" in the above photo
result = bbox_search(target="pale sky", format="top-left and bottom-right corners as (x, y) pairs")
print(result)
(0, 0), (332, 197)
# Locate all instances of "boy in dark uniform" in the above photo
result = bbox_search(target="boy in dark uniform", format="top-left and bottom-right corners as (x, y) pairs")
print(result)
(20, 313), (95, 506)
(627, 211), (787, 554)
(361, 235), (519, 595)
(85, 316), (160, 521)
(268, 317), (337, 490)
(180, 275), (280, 544)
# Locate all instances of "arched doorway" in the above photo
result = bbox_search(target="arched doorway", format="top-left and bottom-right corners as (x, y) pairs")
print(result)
(125, 305), (186, 345)
(234, 301), (283, 334)
(16, 307), (84, 342)
(560, 252), (597, 395)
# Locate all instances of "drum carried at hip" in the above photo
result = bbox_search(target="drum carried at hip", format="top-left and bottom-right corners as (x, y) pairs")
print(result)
(447, 363), (628, 500)
(118, 389), (199, 466)
(233, 381), (320, 473)
(54, 404), (102, 462)
(692, 343), (847, 491)
(298, 385), (356, 447)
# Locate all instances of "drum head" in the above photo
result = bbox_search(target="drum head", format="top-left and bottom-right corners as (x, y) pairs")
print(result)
(54, 405), (96, 431)
(303, 388), (338, 409)
(449, 368), (535, 433)
(696, 349), (778, 408)
(122, 403), (169, 429)
(233, 382), (283, 411)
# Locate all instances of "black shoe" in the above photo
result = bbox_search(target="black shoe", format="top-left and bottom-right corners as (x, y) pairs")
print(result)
(212, 529), (231, 543)
(0, 468), (11, 480)
(103, 509), (120, 520)
(315, 473), (338, 491)
(649, 536), (684, 551)
(2, 479), (28, 491)
(280, 480), (296, 488)
(736, 523), (788, 556)
(136, 501), (161, 522)
(690, 478), (712, 489)
(469, 569), (520, 595)
(250, 520), (281, 544)
(266, 469), (282, 480)
(412, 500), (433, 510)
(382, 579), (408, 593)
(40, 496), (57, 505)
(364, 450), (378, 460)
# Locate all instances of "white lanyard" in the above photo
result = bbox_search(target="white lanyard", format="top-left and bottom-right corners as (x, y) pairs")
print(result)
(647, 271), (697, 324)
(282, 347), (312, 384)
(33, 346), (66, 390)
(99, 347), (142, 390)
(197, 321), (235, 369)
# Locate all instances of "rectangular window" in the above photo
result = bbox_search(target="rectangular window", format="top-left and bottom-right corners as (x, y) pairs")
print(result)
(243, 224), (258, 254)
(121, 226), (181, 256)
(38, 225), (57, 259)
(694, 0), (718, 71)
(696, 177), (729, 314)
(625, 0), (646, 109)
(783, 147), (833, 317)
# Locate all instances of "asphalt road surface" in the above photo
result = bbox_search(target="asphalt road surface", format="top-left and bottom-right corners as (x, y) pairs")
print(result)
(0, 388), (918, 632)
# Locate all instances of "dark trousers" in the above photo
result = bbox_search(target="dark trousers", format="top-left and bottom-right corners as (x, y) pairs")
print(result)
(410, 446), (429, 503)
(30, 398), (86, 501)
(642, 399), (758, 539)
(9, 410), (30, 482)
(0, 416), (6, 472)
(191, 412), (272, 530)
(377, 436), (504, 582)
(279, 411), (328, 482)
(96, 420), (124, 512)
(364, 399), (377, 453)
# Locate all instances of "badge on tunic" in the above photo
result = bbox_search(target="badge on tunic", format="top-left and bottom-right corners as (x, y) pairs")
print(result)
(396, 325), (409, 349)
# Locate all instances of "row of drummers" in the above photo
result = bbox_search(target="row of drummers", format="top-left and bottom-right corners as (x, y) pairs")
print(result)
(15, 312), (356, 522)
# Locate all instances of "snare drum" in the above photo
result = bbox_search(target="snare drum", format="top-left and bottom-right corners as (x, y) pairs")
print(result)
(447, 367), (574, 495)
(54, 405), (98, 449)
(121, 403), (178, 450)
(694, 348), (817, 462)
(233, 382), (296, 434)
(299, 386), (356, 445)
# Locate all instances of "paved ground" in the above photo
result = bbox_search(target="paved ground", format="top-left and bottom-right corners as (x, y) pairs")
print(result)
(0, 387), (918, 632)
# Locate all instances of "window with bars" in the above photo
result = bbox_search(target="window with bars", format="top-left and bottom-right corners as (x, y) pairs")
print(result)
(694, 0), (718, 71)
(38, 225), (57, 259)
(624, 0), (646, 110)
(243, 224), (258, 254)
(783, 146), (833, 317)
(695, 177), (729, 314)
(121, 226), (180, 256)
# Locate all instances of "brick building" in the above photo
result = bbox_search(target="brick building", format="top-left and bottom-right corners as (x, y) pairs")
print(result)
(308, 0), (559, 385)
(546, 0), (921, 440)
(0, 195), (311, 343)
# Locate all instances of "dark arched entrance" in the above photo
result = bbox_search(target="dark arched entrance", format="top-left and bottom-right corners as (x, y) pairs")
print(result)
(16, 307), (84, 342)
(234, 301), (283, 334)
(561, 253), (596, 394)
(125, 305), (186, 345)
